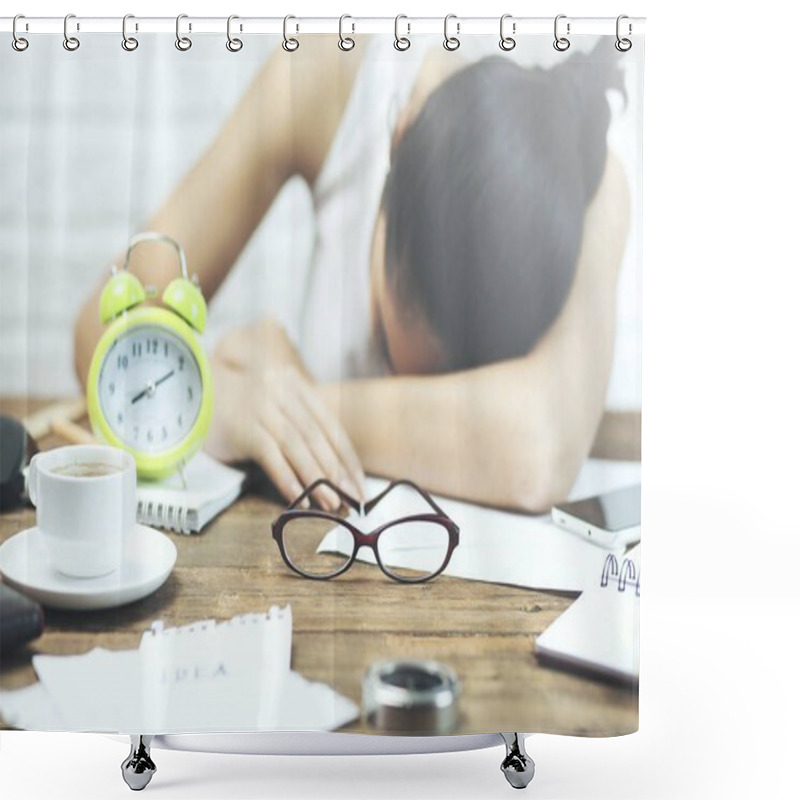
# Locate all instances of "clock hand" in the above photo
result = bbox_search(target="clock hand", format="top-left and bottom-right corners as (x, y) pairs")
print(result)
(154, 369), (175, 388)
(130, 370), (176, 405)
(130, 386), (150, 405)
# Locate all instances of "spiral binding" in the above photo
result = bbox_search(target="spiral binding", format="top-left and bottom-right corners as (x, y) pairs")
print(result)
(601, 554), (640, 596)
(7, 14), (638, 54)
(137, 497), (194, 535)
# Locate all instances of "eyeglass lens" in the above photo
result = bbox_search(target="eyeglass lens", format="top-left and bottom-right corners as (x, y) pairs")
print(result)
(281, 515), (354, 578)
(281, 515), (451, 581)
(375, 519), (452, 581)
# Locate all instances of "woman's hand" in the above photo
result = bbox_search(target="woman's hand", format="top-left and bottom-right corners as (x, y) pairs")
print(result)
(205, 319), (365, 511)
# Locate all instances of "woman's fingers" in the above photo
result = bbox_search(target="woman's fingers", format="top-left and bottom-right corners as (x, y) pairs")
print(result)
(249, 364), (363, 511)
(254, 391), (340, 512)
(251, 427), (307, 508)
(278, 384), (363, 503)
(280, 395), (349, 494)
(276, 424), (343, 511)
(214, 324), (363, 512)
(274, 366), (364, 501)
(297, 380), (366, 498)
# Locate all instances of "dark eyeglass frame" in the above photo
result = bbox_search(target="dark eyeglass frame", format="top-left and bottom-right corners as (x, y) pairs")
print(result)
(271, 478), (460, 583)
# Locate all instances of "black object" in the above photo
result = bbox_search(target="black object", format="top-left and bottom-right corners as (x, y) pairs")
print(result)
(0, 415), (36, 510)
(0, 582), (45, 655)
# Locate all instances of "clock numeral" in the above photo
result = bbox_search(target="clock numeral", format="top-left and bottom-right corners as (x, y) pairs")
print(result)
(103, 329), (202, 455)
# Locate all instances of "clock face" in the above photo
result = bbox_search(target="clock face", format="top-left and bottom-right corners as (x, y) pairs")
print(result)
(97, 324), (203, 453)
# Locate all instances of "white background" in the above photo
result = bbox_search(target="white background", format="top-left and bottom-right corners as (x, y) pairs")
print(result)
(1, 1), (799, 799)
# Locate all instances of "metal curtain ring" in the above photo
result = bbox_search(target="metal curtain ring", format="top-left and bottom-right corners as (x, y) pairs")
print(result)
(394, 14), (410, 51)
(12, 14), (29, 51)
(553, 14), (570, 52)
(338, 14), (355, 51)
(283, 15), (299, 52)
(615, 14), (632, 52)
(226, 15), (242, 52)
(499, 14), (515, 51)
(63, 14), (80, 51)
(443, 14), (460, 51)
(122, 14), (138, 51)
(176, 14), (192, 51)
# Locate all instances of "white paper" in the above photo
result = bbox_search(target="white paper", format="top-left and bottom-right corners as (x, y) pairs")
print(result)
(0, 669), (359, 734)
(0, 682), (68, 731)
(319, 459), (641, 592)
(275, 671), (360, 731)
(535, 545), (641, 681)
(32, 647), (144, 733)
(137, 607), (292, 732)
(2, 605), (357, 734)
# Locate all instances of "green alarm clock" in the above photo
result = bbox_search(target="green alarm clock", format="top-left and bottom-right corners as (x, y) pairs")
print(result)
(86, 232), (213, 481)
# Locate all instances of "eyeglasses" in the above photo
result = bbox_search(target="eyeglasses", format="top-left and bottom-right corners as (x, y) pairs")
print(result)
(271, 478), (460, 583)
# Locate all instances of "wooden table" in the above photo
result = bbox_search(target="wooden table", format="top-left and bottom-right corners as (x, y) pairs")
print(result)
(0, 398), (639, 736)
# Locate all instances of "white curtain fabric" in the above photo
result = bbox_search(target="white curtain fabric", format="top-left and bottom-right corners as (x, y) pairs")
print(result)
(0, 32), (641, 410)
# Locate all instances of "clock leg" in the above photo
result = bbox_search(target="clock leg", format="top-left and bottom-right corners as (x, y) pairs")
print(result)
(499, 733), (535, 789)
(176, 459), (188, 489)
(121, 735), (157, 791)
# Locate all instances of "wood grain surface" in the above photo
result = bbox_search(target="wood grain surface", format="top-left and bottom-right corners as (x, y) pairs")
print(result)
(0, 397), (639, 736)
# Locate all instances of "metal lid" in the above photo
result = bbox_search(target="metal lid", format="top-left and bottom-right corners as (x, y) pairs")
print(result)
(362, 659), (461, 733)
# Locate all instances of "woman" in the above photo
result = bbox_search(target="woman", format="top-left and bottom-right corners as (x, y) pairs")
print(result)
(74, 35), (630, 513)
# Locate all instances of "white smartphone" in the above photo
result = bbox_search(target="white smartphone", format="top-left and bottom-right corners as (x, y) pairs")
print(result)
(551, 484), (641, 550)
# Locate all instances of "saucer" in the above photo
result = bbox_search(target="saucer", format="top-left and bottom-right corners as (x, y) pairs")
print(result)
(0, 524), (177, 611)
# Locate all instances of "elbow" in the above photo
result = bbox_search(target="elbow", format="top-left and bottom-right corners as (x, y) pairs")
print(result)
(504, 432), (580, 515)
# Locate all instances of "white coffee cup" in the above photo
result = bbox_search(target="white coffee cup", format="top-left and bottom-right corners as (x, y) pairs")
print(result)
(27, 444), (137, 578)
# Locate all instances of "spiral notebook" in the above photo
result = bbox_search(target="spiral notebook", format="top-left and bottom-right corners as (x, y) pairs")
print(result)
(535, 545), (641, 683)
(137, 452), (246, 535)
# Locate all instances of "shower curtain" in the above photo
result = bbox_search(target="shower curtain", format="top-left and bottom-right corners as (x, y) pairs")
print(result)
(0, 17), (644, 740)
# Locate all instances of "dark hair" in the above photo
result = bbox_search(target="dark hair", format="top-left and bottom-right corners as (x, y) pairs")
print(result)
(382, 41), (627, 370)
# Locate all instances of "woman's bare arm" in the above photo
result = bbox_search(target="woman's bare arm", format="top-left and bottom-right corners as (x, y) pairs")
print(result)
(324, 152), (631, 512)
(73, 35), (364, 387)
(70, 36), (370, 506)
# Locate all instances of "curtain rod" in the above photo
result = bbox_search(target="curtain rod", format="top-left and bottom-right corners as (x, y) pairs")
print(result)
(0, 16), (646, 37)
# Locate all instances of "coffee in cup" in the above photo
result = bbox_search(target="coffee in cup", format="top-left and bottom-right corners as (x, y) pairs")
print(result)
(27, 444), (136, 578)
(51, 462), (124, 478)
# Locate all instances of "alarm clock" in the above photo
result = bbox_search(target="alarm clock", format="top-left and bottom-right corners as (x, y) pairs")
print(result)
(86, 232), (213, 481)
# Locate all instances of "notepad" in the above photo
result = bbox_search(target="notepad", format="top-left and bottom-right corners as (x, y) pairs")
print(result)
(535, 544), (640, 683)
(318, 459), (641, 593)
(136, 451), (246, 534)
